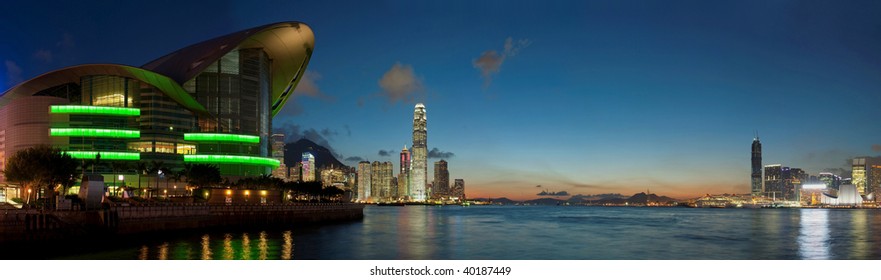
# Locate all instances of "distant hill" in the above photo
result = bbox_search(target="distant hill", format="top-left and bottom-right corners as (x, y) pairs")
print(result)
(567, 193), (627, 203)
(524, 198), (565, 205)
(595, 192), (678, 205)
(283, 138), (349, 170)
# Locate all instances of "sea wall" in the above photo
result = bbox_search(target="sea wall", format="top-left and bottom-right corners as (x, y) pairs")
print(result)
(0, 203), (364, 243)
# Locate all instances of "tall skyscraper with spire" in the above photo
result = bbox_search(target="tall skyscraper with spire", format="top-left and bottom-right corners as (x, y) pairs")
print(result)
(410, 103), (427, 201)
(751, 133), (763, 197)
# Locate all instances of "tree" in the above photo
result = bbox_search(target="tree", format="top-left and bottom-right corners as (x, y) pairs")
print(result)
(187, 164), (221, 189)
(3, 145), (78, 207)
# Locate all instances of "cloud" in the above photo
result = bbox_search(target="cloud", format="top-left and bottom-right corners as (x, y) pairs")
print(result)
(345, 156), (365, 162)
(377, 62), (424, 104)
(378, 150), (393, 157)
(320, 128), (338, 138)
(427, 148), (454, 159)
(273, 122), (343, 159)
(56, 33), (75, 49)
(5, 60), (23, 86)
(33, 49), (53, 63)
(537, 190), (570, 196)
(473, 37), (530, 87)
(873, 145), (881, 152)
(277, 70), (333, 116)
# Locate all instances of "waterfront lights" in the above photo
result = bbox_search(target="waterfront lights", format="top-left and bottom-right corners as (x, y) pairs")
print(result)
(64, 151), (140, 160)
(50, 128), (140, 138)
(183, 155), (280, 168)
(50, 105), (140, 116)
(183, 133), (260, 143)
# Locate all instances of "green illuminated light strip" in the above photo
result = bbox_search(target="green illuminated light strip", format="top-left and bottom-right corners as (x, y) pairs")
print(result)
(64, 151), (140, 161)
(184, 155), (280, 168)
(183, 133), (260, 143)
(50, 128), (140, 138)
(50, 105), (140, 116)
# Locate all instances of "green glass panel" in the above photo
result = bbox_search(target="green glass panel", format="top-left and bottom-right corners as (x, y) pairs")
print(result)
(50, 105), (140, 116)
(183, 133), (260, 143)
(50, 128), (140, 138)
(183, 154), (279, 168)
(64, 151), (140, 160)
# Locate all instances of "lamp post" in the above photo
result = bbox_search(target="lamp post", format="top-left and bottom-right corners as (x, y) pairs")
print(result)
(26, 188), (32, 206)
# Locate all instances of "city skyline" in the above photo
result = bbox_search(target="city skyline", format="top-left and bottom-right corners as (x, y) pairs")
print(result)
(2, 1), (881, 200)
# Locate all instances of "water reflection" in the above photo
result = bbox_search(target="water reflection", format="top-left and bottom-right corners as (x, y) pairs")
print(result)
(50, 207), (881, 260)
(222, 233), (234, 260)
(201, 235), (211, 260)
(157, 242), (168, 260)
(138, 245), (148, 260)
(241, 233), (251, 259)
(848, 210), (868, 259)
(797, 209), (829, 259)
(258, 231), (268, 260)
(281, 230), (293, 260)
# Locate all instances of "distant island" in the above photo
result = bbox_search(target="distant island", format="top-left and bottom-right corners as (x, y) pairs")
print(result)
(472, 192), (679, 206)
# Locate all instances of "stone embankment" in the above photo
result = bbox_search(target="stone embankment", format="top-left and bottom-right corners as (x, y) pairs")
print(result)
(0, 203), (364, 243)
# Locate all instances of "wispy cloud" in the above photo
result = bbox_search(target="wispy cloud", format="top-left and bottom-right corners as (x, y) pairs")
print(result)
(377, 62), (424, 104)
(473, 37), (530, 88)
(57, 33), (75, 49)
(33, 49), (53, 63)
(378, 150), (394, 157)
(427, 148), (454, 159)
(278, 70), (334, 116)
(5, 60), (23, 86)
(345, 156), (365, 162)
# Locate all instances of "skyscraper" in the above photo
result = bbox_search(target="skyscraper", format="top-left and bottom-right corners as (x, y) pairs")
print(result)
(410, 103), (427, 201)
(764, 164), (783, 200)
(399, 145), (411, 199)
(433, 159), (449, 199)
(271, 133), (287, 180)
(301, 152), (315, 182)
(357, 161), (371, 202)
(371, 161), (394, 201)
(851, 157), (881, 196)
(751, 134), (762, 197)
(452, 179), (465, 201)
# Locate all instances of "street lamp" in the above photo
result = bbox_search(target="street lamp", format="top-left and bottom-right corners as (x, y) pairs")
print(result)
(26, 188), (32, 206)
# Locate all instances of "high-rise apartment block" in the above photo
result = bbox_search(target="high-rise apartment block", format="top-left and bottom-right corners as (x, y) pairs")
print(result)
(433, 159), (449, 199)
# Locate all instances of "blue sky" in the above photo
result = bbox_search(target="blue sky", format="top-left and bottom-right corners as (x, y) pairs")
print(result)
(2, 1), (880, 199)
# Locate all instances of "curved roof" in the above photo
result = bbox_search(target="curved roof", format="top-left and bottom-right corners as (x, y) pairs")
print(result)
(1, 22), (314, 118)
(143, 21), (315, 116)
(0, 64), (209, 115)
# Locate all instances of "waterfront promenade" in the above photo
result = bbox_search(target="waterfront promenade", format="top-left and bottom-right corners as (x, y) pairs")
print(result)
(0, 203), (365, 243)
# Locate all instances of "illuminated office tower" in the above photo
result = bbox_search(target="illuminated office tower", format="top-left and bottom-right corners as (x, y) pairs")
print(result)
(853, 158), (868, 195)
(357, 161), (371, 202)
(271, 133), (287, 180)
(289, 163), (301, 182)
(764, 164), (783, 200)
(410, 103), (427, 201)
(399, 146), (411, 199)
(301, 152), (315, 182)
(818, 172), (840, 190)
(785, 168), (805, 202)
(751, 135), (763, 197)
(433, 160), (449, 199)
